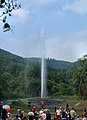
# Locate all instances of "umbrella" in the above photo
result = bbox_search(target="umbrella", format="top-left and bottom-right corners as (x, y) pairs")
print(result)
(2, 105), (10, 109)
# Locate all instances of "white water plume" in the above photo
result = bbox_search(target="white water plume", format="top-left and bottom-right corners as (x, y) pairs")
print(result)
(40, 28), (47, 98)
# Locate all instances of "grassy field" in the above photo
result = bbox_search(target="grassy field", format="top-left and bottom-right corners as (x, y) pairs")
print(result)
(10, 96), (87, 118)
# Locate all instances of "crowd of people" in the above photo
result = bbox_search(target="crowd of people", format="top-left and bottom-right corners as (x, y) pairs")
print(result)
(12, 106), (87, 120)
(0, 101), (87, 120)
(0, 102), (12, 120)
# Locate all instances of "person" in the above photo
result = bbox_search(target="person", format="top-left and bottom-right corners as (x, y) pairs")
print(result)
(34, 110), (39, 120)
(34, 112), (38, 120)
(76, 115), (82, 120)
(55, 107), (57, 113)
(39, 109), (43, 120)
(14, 115), (21, 120)
(41, 110), (46, 120)
(17, 108), (21, 118)
(1, 108), (8, 120)
(70, 108), (76, 120)
(67, 110), (71, 120)
(56, 107), (62, 117)
(28, 110), (34, 120)
(46, 110), (51, 120)
(7, 108), (12, 120)
(54, 112), (60, 120)
(66, 103), (69, 112)
(40, 101), (44, 109)
(32, 107), (35, 113)
(82, 108), (87, 120)
(20, 109), (24, 120)
(31, 107), (38, 120)
(7, 112), (12, 120)
(61, 108), (67, 120)
(0, 102), (3, 119)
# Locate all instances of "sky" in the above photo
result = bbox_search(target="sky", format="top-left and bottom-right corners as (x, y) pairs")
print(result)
(0, 0), (87, 62)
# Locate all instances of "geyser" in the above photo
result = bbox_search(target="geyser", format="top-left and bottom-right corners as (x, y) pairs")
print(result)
(40, 29), (47, 98)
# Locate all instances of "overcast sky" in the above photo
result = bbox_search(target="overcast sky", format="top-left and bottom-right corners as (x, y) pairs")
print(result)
(0, 0), (87, 62)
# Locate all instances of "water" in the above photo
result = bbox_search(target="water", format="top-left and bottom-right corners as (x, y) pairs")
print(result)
(24, 58), (30, 96)
(40, 29), (47, 98)
(41, 56), (47, 98)
(24, 30), (47, 98)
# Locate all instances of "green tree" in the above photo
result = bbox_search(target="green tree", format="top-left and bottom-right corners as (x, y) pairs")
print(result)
(71, 55), (87, 99)
(24, 62), (41, 97)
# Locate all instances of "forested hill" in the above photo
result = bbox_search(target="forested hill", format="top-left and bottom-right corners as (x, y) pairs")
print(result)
(25, 57), (73, 70)
(0, 48), (24, 64)
(1, 48), (87, 99)
(0, 48), (75, 70)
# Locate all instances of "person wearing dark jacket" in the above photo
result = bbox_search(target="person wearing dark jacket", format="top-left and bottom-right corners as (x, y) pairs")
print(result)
(1, 109), (8, 120)
(46, 111), (51, 120)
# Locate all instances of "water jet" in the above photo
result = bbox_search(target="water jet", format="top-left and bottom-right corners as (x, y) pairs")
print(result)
(40, 29), (47, 98)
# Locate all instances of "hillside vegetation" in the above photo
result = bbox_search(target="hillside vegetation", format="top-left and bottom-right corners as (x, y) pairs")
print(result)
(0, 48), (87, 100)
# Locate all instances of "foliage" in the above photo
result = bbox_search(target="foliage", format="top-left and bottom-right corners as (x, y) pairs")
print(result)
(0, 0), (21, 32)
(0, 49), (87, 100)
(71, 55), (87, 99)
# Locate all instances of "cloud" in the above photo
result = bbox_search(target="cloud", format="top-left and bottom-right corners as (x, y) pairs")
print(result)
(51, 11), (65, 18)
(46, 29), (87, 62)
(26, 0), (59, 7)
(12, 8), (30, 23)
(34, 0), (58, 5)
(3, 32), (42, 58)
(1, 0), (87, 62)
(0, 36), (25, 57)
(23, 33), (42, 57)
(63, 0), (87, 15)
(1, 28), (87, 62)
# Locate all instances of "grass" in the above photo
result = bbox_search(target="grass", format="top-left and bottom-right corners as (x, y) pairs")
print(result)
(10, 96), (87, 118)
(58, 95), (87, 116)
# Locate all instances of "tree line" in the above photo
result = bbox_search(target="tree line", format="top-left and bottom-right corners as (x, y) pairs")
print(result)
(0, 54), (87, 100)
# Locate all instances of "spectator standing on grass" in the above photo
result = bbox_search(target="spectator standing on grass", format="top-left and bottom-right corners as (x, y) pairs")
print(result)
(0, 102), (3, 119)
(20, 109), (24, 120)
(17, 108), (21, 118)
(41, 110), (46, 120)
(1, 108), (8, 120)
(66, 103), (69, 112)
(70, 108), (76, 120)
(61, 108), (67, 120)
(82, 108), (87, 120)
(76, 115), (82, 120)
(28, 110), (34, 120)
(39, 109), (43, 120)
(31, 106), (39, 120)
(46, 110), (51, 120)
(14, 115), (21, 120)
(67, 110), (71, 120)
(54, 112), (60, 120)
